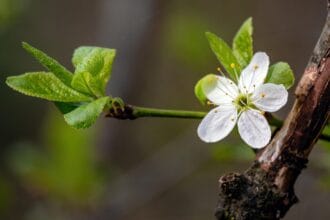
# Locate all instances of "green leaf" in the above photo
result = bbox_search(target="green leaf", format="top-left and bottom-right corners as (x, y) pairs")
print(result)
(194, 74), (218, 105)
(205, 32), (241, 80)
(265, 62), (295, 89)
(64, 97), (110, 129)
(22, 42), (73, 87)
(71, 71), (104, 97)
(233, 17), (253, 68)
(73, 46), (116, 94)
(72, 47), (96, 68)
(54, 102), (81, 114)
(6, 72), (93, 102)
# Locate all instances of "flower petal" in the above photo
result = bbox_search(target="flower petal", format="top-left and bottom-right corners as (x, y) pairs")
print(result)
(198, 105), (237, 143)
(238, 52), (269, 94)
(251, 83), (288, 112)
(237, 110), (271, 149)
(204, 76), (239, 105)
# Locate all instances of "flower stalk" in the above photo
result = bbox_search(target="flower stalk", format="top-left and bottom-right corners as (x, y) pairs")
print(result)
(105, 102), (330, 142)
(132, 106), (206, 119)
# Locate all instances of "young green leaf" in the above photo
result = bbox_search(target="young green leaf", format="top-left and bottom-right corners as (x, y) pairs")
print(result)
(72, 47), (96, 67)
(205, 32), (241, 80)
(233, 17), (253, 68)
(71, 71), (104, 97)
(194, 74), (218, 105)
(64, 96), (110, 129)
(54, 102), (82, 114)
(73, 47), (116, 94)
(265, 62), (295, 89)
(6, 72), (93, 102)
(22, 42), (73, 87)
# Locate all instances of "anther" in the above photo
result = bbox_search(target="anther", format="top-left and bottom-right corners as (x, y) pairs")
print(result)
(207, 101), (214, 106)
(230, 63), (236, 69)
(261, 93), (266, 98)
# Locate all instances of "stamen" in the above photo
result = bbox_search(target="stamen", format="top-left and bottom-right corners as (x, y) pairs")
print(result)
(252, 93), (267, 103)
(214, 76), (236, 100)
(239, 98), (246, 106)
(247, 64), (258, 93)
(234, 94), (249, 109)
(216, 66), (238, 93)
(215, 67), (238, 100)
(215, 84), (236, 99)
(230, 63), (236, 69)
(217, 67), (230, 80)
(237, 110), (244, 118)
(248, 108), (263, 115)
(217, 67), (231, 81)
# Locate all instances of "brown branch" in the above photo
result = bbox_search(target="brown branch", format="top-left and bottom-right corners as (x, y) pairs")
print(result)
(215, 2), (330, 220)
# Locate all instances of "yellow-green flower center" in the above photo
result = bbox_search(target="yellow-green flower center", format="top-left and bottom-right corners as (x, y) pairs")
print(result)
(234, 94), (252, 111)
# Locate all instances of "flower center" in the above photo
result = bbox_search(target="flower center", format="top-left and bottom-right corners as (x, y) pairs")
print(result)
(234, 94), (252, 111)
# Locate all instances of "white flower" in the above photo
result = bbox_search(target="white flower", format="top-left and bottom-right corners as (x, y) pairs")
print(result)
(197, 52), (288, 149)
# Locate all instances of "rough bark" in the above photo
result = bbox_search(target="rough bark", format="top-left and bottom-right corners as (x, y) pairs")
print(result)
(215, 2), (330, 220)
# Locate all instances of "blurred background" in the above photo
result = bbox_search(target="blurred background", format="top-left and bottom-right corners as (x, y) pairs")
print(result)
(0, 0), (329, 219)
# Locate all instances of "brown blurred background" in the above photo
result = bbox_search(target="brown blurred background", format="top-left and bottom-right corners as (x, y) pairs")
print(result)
(0, 0), (330, 219)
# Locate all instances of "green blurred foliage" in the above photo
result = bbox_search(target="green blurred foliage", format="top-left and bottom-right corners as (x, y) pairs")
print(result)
(165, 13), (212, 69)
(211, 129), (254, 163)
(0, 176), (14, 215)
(319, 126), (330, 190)
(0, 0), (27, 28)
(8, 108), (106, 205)
(211, 143), (254, 162)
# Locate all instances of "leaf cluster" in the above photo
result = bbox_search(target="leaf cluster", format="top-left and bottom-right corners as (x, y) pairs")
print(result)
(6, 43), (116, 128)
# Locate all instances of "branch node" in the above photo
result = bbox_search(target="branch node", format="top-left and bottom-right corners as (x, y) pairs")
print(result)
(105, 105), (137, 120)
(215, 165), (299, 220)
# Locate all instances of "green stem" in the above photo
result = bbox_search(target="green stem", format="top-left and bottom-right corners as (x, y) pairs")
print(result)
(133, 106), (329, 142)
(131, 106), (207, 119)
(108, 103), (329, 142)
(131, 106), (283, 128)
